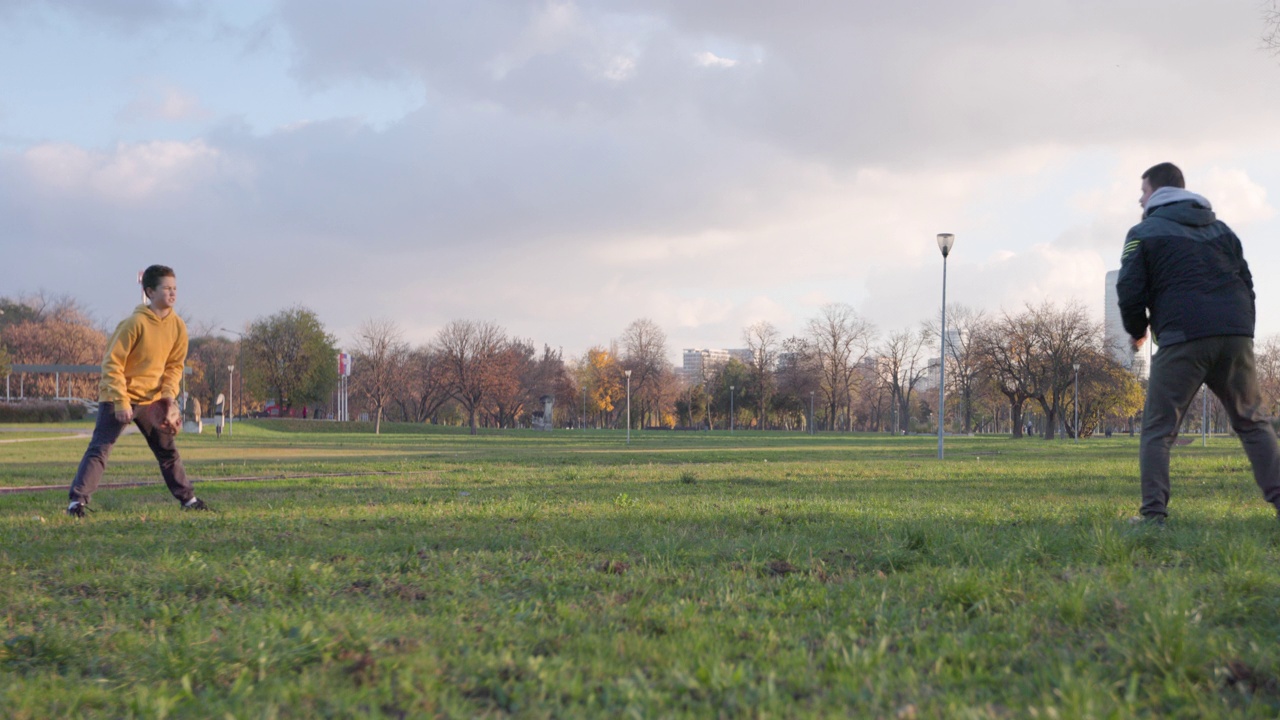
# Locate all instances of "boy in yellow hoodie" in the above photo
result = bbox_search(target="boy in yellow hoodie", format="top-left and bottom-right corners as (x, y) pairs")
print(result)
(67, 265), (210, 517)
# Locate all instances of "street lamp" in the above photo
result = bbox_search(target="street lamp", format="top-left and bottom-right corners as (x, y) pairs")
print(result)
(227, 365), (235, 435)
(583, 385), (588, 430)
(809, 391), (815, 435)
(937, 233), (954, 460)
(221, 327), (244, 424)
(1202, 384), (1208, 447)
(624, 369), (632, 444)
(1072, 362), (1080, 443)
(729, 385), (735, 433)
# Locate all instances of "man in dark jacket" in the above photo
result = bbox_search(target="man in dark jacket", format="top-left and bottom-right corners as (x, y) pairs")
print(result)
(1117, 162), (1280, 522)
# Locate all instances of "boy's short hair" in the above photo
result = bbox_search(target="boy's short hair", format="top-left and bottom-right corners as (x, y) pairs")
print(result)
(1141, 163), (1185, 190)
(141, 265), (175, 292)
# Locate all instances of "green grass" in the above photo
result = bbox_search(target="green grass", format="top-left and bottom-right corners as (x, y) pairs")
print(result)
(2, 423), (1280, 717)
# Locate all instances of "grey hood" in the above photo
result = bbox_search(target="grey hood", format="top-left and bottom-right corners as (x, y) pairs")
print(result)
(1144, 186), (1212, 212)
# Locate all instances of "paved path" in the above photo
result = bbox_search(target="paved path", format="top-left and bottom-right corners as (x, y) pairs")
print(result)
(0, 426), (138, 444)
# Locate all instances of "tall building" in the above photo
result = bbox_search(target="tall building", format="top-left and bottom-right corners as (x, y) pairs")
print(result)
(678, 348), (754, 384)
(1104, 269), (1145, 377)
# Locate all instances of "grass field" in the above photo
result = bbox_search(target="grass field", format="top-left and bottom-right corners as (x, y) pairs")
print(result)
(2, 422), (1279, 718)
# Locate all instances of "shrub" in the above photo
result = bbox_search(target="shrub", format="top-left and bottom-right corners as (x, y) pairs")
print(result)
(0, 401), (89, 423)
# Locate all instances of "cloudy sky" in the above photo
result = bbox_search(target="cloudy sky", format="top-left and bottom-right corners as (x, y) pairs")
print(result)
(3, 0), (1280, 363)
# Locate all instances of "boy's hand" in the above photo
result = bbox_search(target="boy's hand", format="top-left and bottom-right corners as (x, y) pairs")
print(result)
(115, 405), (134, 424)
(152, 398), (182, 435)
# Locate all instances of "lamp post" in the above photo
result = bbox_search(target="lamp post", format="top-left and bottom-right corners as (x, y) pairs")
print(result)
(1202, 384), (1208, 447)
(624, 369), (632, 443)
(1072, 362), (1080, 443)
(226, 365), (235, 435)
(729, 385), (735, 433)
(937, 233), (954, 460)
(583, 385), (588, 430)
(809, 391), (815, 435)
(221, 327), (244, 425)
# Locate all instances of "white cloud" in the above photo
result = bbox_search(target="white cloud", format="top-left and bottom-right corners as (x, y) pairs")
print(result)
(694, 51), (737, 68)
(21, 140), (227, 202)
(1200, 167), (1274, 226)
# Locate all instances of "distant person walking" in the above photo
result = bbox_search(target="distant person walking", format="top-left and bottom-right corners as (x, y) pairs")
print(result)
(1117, 162), (1280, 522)
(66, 265), (210, 517)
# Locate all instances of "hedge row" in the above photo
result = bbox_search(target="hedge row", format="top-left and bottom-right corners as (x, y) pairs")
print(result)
(0, 401), (90, 423)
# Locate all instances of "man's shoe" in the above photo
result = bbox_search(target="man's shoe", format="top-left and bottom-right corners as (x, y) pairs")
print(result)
(66, 501), (90, 518)
(181, 498), (210, 511)
(1127, 515), (1165, 526)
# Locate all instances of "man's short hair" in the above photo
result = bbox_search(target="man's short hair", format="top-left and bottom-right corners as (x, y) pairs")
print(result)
(141, 265), (175, 292)
(1141, 163), (1185, 190)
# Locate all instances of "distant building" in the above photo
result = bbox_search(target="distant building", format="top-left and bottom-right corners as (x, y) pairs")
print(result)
(919, 328), (962, 391)
(1104, 269), (1144, 377)
(678, 348), (754, 384)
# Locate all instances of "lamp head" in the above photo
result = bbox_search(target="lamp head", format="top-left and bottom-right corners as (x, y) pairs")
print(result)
(937, 233), (955, 258)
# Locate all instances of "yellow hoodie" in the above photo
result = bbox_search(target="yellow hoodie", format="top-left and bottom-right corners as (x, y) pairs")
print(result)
(98, 304), (189, 411)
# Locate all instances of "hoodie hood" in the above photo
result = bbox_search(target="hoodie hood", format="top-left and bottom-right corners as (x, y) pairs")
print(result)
(1144, 187), (1216, 227)
(133, 303), (179, 323)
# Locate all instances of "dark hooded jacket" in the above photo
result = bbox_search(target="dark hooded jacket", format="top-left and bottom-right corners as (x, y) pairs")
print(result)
(1115, 188), (1255, 347)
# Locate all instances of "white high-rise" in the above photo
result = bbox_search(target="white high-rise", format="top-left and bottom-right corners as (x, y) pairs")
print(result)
(1105, 270), (1146, 377)
(678, 348), (753, 384)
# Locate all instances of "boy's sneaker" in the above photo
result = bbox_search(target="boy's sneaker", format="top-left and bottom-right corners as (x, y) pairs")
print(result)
(181, 498), (211, 511)
(67, 501), (90, 518)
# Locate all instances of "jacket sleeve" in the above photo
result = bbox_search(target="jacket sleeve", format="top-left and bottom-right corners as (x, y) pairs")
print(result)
(1235, 234), (1255, 299)
(160, 319), (188, 400)
(100, 319), (140, 410)
(1116, 228), (1149, 340)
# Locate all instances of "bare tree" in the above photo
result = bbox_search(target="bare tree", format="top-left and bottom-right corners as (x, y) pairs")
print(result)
(1, 301), (107, 399)
(925, 305), (988, 433)
(1256, 335), (1280, 418)
(1026, 302), (1103, 439)
(806, 303), (876, 431)
(186, 335), (239, 416)
(743, 321), (780, 428)
(1266, 1), (1280, 52)
(394, 345), (452, 423)
(876, 327), (930, 434)
(485, 338), (536, 428)
(774, 336), (822, 430)
(351, 319), (409, 434)
(975, 311), (1038, 438)
(436, 320), (508, 435)
(620, 318), (672, 429)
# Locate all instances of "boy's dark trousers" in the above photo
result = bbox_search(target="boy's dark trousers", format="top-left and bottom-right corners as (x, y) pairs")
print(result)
(69, 402), (194, 505)
(1140, 335), (1280, 518)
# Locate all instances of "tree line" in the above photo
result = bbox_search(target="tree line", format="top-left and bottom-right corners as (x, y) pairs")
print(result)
(4, 293), (1280, 438)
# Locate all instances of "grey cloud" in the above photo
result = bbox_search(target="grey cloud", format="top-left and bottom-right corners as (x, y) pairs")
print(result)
(275, 1), (1280, 168)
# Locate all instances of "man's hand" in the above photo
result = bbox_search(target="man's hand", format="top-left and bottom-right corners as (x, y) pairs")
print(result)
(1131, 335), (1147, 351)
(114, 405), (133, 424)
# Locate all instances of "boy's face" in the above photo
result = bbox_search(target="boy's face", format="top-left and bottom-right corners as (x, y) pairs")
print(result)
(146, 275), (177, 313)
